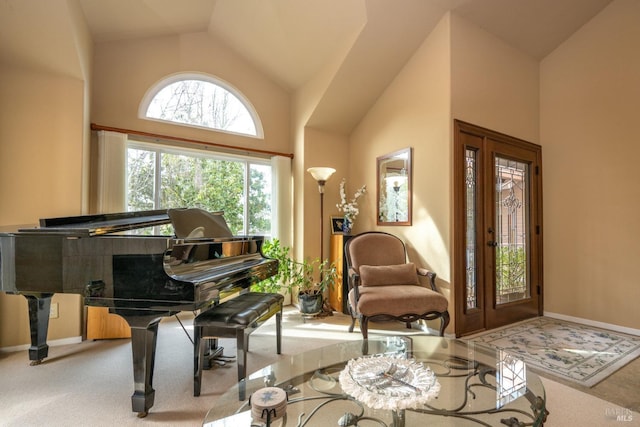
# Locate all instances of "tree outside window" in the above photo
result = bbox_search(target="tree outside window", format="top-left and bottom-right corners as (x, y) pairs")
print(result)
(127, 144), (272, 236)
(143, 76), (261, 137)
(131, 72), (270, 235)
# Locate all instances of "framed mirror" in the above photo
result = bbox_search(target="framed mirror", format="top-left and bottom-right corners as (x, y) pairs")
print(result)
(377, 147), (412, 226)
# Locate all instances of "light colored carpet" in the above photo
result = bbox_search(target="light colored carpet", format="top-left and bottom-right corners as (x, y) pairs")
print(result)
(0, 307), (637, 426)
(468, 317), (640, 387)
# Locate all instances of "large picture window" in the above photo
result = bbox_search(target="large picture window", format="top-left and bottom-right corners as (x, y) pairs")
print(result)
(127, 141), (272, 236)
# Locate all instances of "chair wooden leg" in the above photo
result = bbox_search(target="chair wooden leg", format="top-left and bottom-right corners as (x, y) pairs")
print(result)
(348, 315), (356, 333)
(361, 339), (369, 355)
(439, 311), (450, 337)
(361, 316), (369, 339)
(405, 322), (411, 329)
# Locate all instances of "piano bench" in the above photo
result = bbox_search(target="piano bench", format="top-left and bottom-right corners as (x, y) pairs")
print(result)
(193, 292), (284, 397)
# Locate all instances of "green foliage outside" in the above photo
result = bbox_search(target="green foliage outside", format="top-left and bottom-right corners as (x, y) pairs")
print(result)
(127, 148), (271, 235)
(126, 146), (338, 299)
(496, 246), (527, 293)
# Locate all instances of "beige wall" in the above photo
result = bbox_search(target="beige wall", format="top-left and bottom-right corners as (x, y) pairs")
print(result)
(350, 14), (453, 331)
(540, 0), (640, 329)
(449, 14), (539, 333)
(450, 14), (540, 144)
(0, 65), (85, 224)
(1, 28), (293, 349)
(348, 12), (540, 334)
(3, 1), (638, 351)
(302, 127), (349, 262)
(92, 32), (291, 156)
(291, 35), (360, 262)
(0, 64), (86, 347)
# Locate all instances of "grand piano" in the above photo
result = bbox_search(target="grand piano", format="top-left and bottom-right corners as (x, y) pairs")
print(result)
(0, 209), (278, 416)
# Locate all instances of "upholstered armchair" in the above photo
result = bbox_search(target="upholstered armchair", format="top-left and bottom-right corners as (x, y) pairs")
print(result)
(345, 231), (450, 338)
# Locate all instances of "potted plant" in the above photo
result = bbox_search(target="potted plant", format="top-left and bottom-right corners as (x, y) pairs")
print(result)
(253, 238), (295, 294)
(295, 258), (337, 315)
(254, 239), (337, 315)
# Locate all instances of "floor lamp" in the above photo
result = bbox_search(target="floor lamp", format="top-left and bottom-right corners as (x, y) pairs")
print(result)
(307, 167), (336, 264)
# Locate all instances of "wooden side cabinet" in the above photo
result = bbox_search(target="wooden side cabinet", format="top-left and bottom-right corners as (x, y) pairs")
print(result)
(329, 234), (353, 314)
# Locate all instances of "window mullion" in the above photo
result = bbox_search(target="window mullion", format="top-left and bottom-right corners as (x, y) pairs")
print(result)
(243, 161), (250, 235)
(154, 149), (162, 209)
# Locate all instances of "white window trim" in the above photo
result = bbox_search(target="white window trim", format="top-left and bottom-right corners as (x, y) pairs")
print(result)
(127, 138), (273, 236)
(138, 71), (264, 139)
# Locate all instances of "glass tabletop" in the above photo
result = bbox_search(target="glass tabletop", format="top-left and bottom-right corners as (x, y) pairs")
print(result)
(203, 336), (547, 427)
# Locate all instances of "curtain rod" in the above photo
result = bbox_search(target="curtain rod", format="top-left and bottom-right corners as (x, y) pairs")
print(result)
(90, 123), (294, 159)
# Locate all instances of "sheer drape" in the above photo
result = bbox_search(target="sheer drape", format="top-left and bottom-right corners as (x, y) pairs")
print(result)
(271, 155), (292, 247)
(95, 130), (293, 246)
(96, 130), (127, 213)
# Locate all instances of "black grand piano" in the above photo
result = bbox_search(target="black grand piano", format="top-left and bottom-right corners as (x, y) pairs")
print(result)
(0, 209), (278, 416)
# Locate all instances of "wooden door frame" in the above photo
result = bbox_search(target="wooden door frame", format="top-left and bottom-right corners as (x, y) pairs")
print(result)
(453, 120), (544, 337)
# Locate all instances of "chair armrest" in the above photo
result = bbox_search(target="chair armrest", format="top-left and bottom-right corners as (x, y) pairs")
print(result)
(417, 267), (438, 291)
(347, 267), (361, 301)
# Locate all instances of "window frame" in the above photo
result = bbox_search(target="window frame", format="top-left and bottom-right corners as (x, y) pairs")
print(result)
(126, 139), (272, 236)
(138, 72), (264, 139)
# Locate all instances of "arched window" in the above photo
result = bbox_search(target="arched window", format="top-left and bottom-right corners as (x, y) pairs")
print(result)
(140, 73), (263, 138)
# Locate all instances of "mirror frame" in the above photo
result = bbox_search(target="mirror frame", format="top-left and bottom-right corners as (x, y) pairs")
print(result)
(376, 147), (412, 226)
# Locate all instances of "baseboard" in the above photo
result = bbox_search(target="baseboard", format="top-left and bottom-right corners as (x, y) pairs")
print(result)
(544, 311), (640, 337)
(0, 336), (83, 354)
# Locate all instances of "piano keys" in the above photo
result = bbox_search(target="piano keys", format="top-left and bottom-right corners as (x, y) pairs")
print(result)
(0, 209), (278, 416)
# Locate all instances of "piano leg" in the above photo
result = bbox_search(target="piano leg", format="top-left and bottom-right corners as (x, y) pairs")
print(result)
(24, 294), (53, 365)
(123, 315), (162, 417)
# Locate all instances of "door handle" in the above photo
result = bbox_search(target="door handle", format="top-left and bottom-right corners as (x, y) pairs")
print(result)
(487, 241), (498, 247)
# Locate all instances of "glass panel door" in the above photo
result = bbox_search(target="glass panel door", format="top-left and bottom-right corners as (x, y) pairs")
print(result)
(454, 120), (542, 336)
(495, 157), (529, 305)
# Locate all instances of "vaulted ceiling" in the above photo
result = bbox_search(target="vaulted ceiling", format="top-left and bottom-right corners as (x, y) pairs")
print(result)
(0, 0), (612, 133)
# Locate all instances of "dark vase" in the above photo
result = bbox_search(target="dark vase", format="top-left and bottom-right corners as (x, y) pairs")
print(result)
(298, 292), (323, 315)
(342, 217), (352, 235)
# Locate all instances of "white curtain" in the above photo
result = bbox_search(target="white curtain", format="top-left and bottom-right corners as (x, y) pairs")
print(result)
(270, 155), (292, 248)
(96, 130), (127, 213)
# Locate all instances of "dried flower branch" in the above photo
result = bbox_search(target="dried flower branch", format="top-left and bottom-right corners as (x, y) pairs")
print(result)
(336, 179), (367, 222)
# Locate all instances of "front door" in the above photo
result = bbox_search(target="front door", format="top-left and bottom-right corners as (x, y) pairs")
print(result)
(454, 120), (543, 336)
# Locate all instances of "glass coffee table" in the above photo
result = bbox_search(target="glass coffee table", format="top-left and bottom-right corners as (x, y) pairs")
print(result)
(203, 337), (548, 426)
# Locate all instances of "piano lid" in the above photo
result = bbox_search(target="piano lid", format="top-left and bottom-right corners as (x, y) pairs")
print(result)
(16, 209), (171, 237)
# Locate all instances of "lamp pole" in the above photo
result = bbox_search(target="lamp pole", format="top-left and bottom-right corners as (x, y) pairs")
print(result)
(307, 167), (336, 264)
(318, 180), (326, 262)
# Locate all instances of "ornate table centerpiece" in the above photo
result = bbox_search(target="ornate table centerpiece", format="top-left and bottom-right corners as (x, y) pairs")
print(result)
(339, 355), (440, 411)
